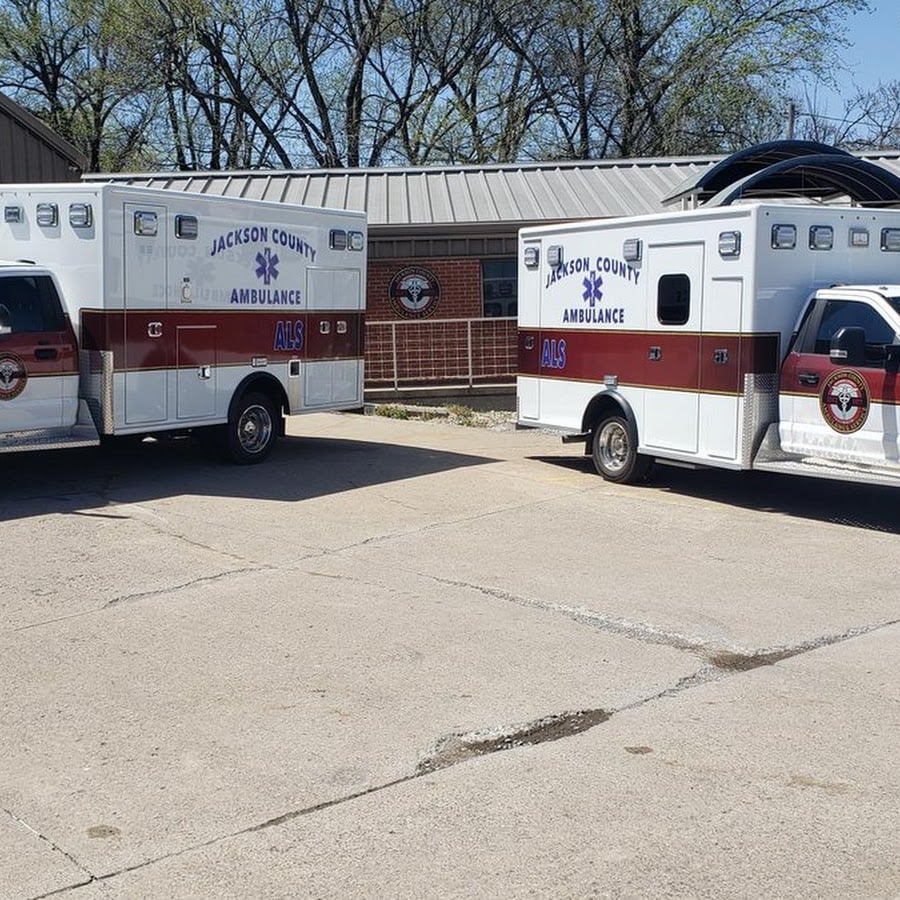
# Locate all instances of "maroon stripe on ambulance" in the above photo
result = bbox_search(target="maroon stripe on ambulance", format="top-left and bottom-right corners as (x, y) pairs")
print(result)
(80, 309), (364, 371)
(518, 329), (780, 395)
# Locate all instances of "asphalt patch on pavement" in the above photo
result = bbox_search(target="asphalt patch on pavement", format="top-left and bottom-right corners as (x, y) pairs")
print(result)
(416, 708), (610, 774)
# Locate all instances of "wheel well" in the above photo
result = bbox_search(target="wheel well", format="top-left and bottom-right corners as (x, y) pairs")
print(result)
(582, 392), (636, 438)
(230, 374), (288, 433)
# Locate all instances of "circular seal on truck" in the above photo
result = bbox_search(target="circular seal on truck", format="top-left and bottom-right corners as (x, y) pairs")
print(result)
(0, 352), (27, 400)
(820, 369), (869, 434)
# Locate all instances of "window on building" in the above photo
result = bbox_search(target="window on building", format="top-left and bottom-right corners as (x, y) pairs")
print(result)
(482, 259), (517, 317)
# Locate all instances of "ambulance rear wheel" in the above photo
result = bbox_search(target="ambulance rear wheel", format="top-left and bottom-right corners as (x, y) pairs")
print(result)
(592, 415), (652, 484)
(226, 392), (277, 464)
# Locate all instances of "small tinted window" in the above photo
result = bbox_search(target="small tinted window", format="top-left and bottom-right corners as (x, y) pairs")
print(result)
(813, 299), (896, 362)
(657, 273), (690, 326)
(0, 275), (65, 333)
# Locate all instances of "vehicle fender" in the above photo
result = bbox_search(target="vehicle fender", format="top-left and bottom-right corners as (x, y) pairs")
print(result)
(228, 373), (288, 433)
(582, 390), (639, 442)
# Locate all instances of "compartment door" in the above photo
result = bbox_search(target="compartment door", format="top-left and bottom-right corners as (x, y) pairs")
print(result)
(124, 203), (168, 425)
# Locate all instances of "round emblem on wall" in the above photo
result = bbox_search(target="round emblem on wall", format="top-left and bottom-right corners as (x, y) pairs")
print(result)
(820, 369), (869, 434)
(389, 266), (441, 319)
(0, 351), (27, 400)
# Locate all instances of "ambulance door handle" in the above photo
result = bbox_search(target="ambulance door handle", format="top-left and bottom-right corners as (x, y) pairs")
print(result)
(198, 365), (212, 380)
(713, 348), (729, 365)
(148, 322), (163, 338)
(798, 372), (820, 386)
(648, 346), (662, 361)
(34, 347), (58, 360)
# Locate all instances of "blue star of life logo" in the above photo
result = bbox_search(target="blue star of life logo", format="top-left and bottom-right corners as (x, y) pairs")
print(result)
(255, 247), (279, 285)
(582, 271), (603, 307)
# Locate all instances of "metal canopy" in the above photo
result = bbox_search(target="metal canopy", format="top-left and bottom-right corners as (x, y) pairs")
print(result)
(662, 140), (852, 206)
(705, 154), (900, 208)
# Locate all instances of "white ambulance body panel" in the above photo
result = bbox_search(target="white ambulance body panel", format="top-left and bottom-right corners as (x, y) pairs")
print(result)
(518, 203), (900, 486)
(0, 183), (367, 460)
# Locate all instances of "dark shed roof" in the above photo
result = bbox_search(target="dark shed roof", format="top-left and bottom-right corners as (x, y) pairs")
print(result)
(0, 93), (85, 182)
(662, 140), (855, 206)
(706, 154), (900, 208)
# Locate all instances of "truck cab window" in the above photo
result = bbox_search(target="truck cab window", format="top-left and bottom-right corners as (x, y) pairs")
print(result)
(657, 274), (690, 325)
(0, 275), (65, 333)
(812, 299), (896, 364)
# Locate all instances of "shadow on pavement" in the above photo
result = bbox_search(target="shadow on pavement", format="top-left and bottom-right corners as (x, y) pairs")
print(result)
(0, 433), (498, 523)
(530, 454), (900, 535)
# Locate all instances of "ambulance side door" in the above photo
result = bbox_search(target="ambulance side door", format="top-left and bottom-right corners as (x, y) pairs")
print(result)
(779, 296), (899, 464)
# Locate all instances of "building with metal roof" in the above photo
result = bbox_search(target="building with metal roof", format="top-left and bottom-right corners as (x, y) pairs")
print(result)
(0, 93), (85, 182)
(85, 144), (900, 399)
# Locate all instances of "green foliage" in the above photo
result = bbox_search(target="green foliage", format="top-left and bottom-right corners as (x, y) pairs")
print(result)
(0, 0), (878, 169)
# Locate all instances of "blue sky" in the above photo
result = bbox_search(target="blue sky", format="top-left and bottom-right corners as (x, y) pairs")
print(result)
(806, 4), (900, 114)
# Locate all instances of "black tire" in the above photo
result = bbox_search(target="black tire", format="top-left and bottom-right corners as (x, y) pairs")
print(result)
(226, 392), (277, 464)
(99, 433), (145, 456)
(591, 415), (653, 484)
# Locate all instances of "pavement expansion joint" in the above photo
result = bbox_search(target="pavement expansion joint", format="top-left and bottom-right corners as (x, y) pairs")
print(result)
(100, 565), (272, 609)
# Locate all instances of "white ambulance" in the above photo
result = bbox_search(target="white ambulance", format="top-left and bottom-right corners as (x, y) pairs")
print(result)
(0, 183), (366, 462)
(517, 202), (900, 486)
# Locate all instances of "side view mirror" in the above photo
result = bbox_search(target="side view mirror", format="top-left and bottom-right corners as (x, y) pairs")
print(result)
(830, 326), (866, 367)
(0, 303), (10, 336)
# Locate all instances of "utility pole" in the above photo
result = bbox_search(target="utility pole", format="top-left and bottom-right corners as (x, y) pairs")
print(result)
(786, 100), (796, 140)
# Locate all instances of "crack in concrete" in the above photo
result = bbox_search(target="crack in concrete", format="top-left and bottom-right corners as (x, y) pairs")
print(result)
(4, 806), (94, 892)
(102, 566), (272, 609)
(426, 574), (900, 671)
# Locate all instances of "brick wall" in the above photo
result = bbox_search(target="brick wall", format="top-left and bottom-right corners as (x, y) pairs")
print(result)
(364, 256), (516, 388)
(367, 258), (482, 321)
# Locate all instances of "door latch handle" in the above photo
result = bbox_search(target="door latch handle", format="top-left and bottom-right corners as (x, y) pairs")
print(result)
(798, 372), (820, 386)
(648, 346), (662, 361)
(34, 347), (58, 360)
